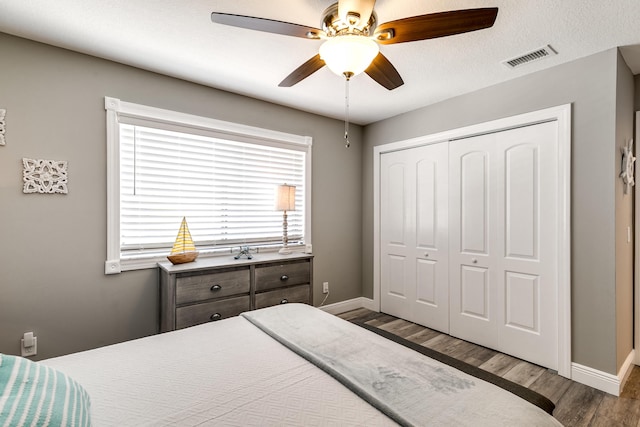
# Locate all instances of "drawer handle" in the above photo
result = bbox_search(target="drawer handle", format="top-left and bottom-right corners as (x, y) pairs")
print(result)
(210, 313), (222, 321)
(280, 299), (289, 304)
(210, 285), (222, 291)
(280, 275), (289, 281)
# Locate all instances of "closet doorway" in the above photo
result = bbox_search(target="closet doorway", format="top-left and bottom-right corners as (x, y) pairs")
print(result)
(374, 105), (571, 377)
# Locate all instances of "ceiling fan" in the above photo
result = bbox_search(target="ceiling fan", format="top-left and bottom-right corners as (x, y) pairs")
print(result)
(210, 0), (499, 91)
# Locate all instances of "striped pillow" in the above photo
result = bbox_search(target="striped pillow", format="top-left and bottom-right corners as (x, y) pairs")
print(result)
(0, 354), (91, 426)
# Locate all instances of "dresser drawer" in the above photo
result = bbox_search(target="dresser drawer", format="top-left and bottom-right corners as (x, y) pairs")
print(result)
(255, 284), (311, 309)
(255, 261), (311, 292)
(176, 268), (250, 305)
(176, 295), (250, 329)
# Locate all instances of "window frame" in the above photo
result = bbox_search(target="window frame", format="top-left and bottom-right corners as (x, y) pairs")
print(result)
(104, 97), (312, 274)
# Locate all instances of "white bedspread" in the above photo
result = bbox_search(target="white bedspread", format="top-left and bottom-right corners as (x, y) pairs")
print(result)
(42, 316), (396, 426)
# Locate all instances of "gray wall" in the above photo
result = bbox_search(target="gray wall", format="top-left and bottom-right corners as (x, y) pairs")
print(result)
(0, 33), (363, 359)
(362, 48), (634, 375)
(614, 51), (635, 371)
(636, 75), (640, 108)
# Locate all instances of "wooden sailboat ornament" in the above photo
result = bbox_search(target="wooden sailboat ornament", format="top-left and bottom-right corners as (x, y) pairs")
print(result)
(167, 217), (199, 265)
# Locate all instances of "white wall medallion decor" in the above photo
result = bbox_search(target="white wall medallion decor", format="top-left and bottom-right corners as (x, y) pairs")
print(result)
(22, 158), (68, 194)
(0, 109), (6, 145)
(620, 139), (635, 194)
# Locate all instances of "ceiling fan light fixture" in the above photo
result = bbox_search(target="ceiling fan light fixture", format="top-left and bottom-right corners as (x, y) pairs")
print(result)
(319, 35), (379, 77)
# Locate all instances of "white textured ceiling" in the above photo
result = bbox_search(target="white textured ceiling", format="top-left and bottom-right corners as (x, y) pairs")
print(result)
(1, 0), (639, 125)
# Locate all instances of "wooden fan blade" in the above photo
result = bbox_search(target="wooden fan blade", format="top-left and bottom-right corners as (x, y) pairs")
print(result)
(338, 0), (376, 29)
(211, 12), (325, 39)
(279, 54), (326, 87)
(375, 8), (498, 45)
(365, 52), (404, 90)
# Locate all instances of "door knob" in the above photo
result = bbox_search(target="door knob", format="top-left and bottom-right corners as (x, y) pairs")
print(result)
(472, 258), (478, 264)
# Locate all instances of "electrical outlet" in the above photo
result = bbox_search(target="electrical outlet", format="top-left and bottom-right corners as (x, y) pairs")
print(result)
(322, 282), (329, 294)
(21, 333), (37, 357)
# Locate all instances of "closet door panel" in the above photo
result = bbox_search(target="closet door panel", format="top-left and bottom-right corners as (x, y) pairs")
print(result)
(497, 123), (558, 370)
(460, 152), (489, 255)
(505, 145), (538, 259)
(450, 134), (497, 348)
(504, 272), (539, 332)
(460, 265), (490, 320)
(416, 258), (437, 305)
(381, 143), (449, 332)
(413, 145), (449, 331)
(387, 255), (408, 297)
(381, 159), (412, 317)
(416, 159), (437, 248)
(387, 163), (408, 245)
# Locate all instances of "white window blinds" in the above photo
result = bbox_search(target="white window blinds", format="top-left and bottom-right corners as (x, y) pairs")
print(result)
(119, 124), (306, 256)
(105, 97), (311, 273)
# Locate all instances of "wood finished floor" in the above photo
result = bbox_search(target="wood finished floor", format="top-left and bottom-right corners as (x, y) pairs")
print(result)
(338, 308), (640, 427)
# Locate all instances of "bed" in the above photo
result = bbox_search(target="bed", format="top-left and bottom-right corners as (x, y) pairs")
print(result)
(2, 304), (563, 426)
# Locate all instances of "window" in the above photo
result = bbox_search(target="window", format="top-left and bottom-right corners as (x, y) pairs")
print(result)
(105, 97), (312, 273)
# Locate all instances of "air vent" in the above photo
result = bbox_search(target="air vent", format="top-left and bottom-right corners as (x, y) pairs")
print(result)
(502, 45), (557, 69)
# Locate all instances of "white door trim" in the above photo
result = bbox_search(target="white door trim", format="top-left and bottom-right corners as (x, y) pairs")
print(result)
(373, 104), (572, 378)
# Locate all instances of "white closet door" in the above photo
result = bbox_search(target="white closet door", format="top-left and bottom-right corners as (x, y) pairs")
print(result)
(449, 134), (498, 348)
(380, 143), (449, 332)
(449, 122), (558, 369)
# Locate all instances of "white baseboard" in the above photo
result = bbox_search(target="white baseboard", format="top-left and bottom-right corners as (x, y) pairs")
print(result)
(571, 364), (620, 396)
(360, 297), (378, 311)
(619, 350), (636, 392)
(571, 349), (635, 396)
(319, 297), (378, 315)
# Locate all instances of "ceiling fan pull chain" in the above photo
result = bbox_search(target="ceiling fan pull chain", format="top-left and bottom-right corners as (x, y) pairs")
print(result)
(344, 72), (352, 148)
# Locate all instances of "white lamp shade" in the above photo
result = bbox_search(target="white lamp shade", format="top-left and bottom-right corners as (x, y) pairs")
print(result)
(319, 35), (379, 77)
(275, 184), (296, 211)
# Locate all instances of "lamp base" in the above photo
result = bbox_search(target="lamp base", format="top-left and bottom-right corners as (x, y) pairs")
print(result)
(279, 247), (293, 255)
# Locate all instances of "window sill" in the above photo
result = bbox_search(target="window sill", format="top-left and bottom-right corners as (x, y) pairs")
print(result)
(105, 244), (307, 274)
